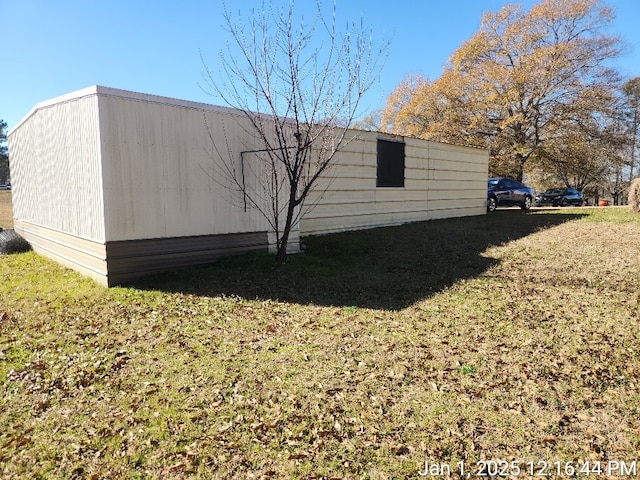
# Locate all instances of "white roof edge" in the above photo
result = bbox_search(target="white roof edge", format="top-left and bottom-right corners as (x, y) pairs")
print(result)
(9, 85), (243, 134)
(9, 86), (101, 134)
(93, 86), (242, 116)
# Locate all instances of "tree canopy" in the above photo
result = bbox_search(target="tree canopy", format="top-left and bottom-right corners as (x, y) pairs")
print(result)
(381, 0), (623, 183)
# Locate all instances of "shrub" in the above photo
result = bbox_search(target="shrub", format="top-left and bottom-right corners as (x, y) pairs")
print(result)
(630, 178), (640, 213)
(0, 229), (32, 254)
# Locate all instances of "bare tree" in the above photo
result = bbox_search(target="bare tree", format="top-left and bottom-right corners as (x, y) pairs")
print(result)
(201, 1), (388, 262)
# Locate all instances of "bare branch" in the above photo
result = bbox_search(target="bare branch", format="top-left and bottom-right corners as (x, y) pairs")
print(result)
(201, 0), (388, 260)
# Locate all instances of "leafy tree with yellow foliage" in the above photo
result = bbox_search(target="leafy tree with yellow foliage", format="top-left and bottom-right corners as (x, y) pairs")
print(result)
(381, 0), (623, 182)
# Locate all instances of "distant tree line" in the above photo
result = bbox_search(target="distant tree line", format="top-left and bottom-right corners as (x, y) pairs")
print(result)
(0, 119), (9, 185)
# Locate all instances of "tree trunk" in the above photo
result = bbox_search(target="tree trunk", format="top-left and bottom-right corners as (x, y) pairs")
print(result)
(275, 187), (298, 263)
(275, 229), (290, 263)
(514, 155), (526, 183)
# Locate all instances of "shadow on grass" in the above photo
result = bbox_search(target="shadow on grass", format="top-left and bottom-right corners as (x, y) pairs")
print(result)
(131, 210), (585, 310)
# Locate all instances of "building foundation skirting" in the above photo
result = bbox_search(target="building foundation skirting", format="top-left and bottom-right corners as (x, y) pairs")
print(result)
(14, 220), (269, 286)
(105, 231), (269, 286)
(14, 220), (109, 284)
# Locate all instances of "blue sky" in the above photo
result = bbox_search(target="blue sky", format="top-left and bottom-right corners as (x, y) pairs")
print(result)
(1, 0), (639, 131)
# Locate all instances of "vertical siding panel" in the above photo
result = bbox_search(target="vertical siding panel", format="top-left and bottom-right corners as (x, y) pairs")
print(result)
(9, 94), (105, 241)
(99, 94), (274, 241)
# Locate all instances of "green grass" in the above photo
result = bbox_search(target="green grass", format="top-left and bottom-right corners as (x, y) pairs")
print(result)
(1, 207), (640, 478)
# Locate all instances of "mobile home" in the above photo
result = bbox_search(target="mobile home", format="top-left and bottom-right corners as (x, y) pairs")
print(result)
(8, 86), (488, 286)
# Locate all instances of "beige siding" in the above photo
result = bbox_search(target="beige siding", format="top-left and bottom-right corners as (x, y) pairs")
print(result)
(301, 132), (488, 236)
(97, 91), (273, 241)
(8, 93), (106, 241)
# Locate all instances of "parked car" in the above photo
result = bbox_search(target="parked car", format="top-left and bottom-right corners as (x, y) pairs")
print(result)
(487, 177), (534, 212)
(0, 184), (10, 190)
(534, 187), (583, 207)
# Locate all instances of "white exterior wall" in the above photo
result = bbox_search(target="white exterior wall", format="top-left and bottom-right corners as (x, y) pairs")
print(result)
(300, 132), (488, 236)
(8, 86), (295, 245)
(8, 91), (106, 241)
(96, 88), (274, 241)
(8, 86), (295, 285)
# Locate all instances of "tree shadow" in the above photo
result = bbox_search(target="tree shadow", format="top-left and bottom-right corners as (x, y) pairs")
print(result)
(131, 210), (585, 310)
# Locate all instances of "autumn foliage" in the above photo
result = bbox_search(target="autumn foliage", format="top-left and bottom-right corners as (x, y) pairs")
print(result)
(381, 0), (622, 182)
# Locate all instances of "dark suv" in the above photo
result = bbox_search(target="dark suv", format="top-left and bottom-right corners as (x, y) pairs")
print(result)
(535, 187), (584, 207)
(487, 177), (534, 212)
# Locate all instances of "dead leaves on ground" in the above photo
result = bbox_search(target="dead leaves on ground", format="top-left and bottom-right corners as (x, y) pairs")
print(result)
(1, 216), (640, 477)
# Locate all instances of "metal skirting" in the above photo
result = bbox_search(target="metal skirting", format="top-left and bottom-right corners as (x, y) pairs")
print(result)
(14, 220), (269, 286)
(104, 231), (269, 286)
(14, 220), (109, 284)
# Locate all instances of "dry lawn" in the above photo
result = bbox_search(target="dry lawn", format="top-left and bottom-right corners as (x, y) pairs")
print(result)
(0, 191), (12, 229)
(1, 207), (639, 478)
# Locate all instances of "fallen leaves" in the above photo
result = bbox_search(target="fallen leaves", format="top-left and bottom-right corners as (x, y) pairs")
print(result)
(1, 211), (640, 478)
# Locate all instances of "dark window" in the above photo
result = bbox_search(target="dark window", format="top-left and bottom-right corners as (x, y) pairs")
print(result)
(376, 138), (405, 187)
